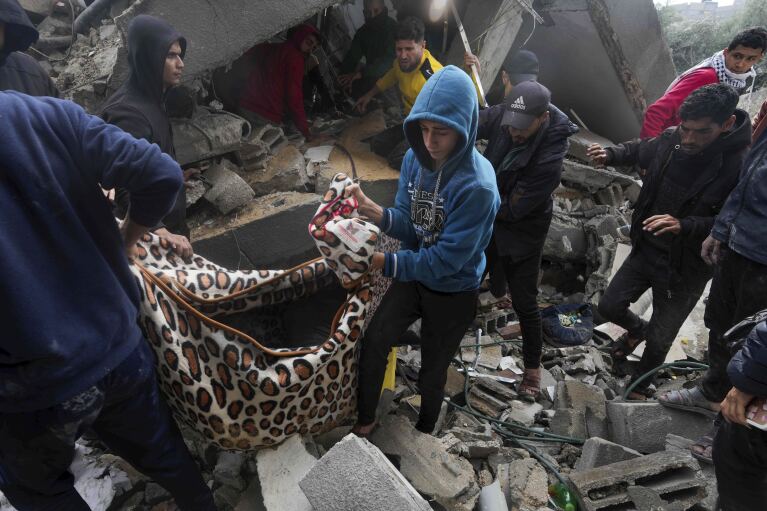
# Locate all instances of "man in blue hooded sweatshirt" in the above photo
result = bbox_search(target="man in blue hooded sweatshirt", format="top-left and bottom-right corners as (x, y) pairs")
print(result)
(345, 65), (500, 436)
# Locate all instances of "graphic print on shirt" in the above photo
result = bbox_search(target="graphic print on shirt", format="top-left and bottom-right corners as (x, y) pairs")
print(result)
(408, 179), (445, 247)
(420, 59), (435, 80)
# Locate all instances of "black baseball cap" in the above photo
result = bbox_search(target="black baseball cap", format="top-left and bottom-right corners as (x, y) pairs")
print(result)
(501, 81), (551, 130)
(502, 50), (539, 85)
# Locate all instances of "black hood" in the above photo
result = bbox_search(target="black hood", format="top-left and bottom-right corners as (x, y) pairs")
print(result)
(126, 14), (186, 104)
(0, 0), (39, 63)
(712, 108), (752, 155)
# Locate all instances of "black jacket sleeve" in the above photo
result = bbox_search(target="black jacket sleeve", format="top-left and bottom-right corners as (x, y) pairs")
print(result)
(496, 157), (562, 223)
(477, 105), (503, 141)
(605, 137), (659, 169)
(729, 321), (767, 396)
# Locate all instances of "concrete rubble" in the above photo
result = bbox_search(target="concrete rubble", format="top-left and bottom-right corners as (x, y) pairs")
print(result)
(3, 1), (727, 510)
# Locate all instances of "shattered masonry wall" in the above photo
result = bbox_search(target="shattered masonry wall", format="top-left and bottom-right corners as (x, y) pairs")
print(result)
(518, 0), (676, 142)
(110, 0), (340, 86)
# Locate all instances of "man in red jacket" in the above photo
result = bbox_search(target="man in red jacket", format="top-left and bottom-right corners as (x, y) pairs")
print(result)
(238, 25), (320, 140)
(641, 27), (766, 139)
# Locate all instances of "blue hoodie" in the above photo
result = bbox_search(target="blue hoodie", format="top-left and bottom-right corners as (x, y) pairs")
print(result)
(379, 66), (500, 292)
(0, 92), (182, 412)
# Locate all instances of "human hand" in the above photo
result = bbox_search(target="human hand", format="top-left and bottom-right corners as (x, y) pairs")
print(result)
(339, 72), (361, 90)
(587, 143), (608, 166)
(464, 52), (481, 73)
(355, 94), (372, 113)
(372, 252), (385, 271)
(721, 387), (754, 426)
(701, 235), (722, 266)
(155, 228), (193, 260)
(642, 214), (681, 236)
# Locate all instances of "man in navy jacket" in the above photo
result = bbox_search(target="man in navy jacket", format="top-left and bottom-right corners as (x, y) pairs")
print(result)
(0, 92), (214, 510)
(713, 319), (767, 509)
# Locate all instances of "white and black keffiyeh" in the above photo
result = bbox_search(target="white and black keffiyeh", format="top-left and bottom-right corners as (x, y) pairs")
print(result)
(667, 50), (756, 93)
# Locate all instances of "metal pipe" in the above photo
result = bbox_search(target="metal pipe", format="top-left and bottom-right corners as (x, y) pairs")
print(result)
(73, 0), (120, 35)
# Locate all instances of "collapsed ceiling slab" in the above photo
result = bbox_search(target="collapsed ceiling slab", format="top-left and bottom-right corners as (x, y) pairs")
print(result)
(518, 0), (676, 142)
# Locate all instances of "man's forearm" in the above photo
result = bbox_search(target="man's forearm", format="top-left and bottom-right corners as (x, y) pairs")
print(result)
(359, 198), (384, 225)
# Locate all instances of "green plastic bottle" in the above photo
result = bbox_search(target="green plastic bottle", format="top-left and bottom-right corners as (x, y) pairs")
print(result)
(548, 482), (577, 511)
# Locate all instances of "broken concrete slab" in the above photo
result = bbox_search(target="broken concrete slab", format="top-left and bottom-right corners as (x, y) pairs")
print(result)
(257, 435), (317, 511)
(501, 400), (543, 427)
(561, 160), (641, 204)
(554, 381), (607, 438)
(664, 434), (719, 511)
(567, 129), (615, 163)
(172, 108), (249, 166)
(478, 479), (510, 511)
(203, 159), (256, 214)
(606, 401), (713, 453)
(300, 433), (431, 511)
(370, 415), (480, 511)
(574, 437), (641, 472)
(568, 450), (707, 511)
(245, 144), (311, 196)
(550, 409), (587, 439)
(213, 451), (246, 491)
(500, 458), (549, 511)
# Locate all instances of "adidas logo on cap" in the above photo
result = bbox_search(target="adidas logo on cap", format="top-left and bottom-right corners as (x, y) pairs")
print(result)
(510, 96), (526, 111)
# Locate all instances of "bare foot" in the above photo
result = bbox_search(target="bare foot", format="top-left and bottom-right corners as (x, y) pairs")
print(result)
(351, 422), (375, 438)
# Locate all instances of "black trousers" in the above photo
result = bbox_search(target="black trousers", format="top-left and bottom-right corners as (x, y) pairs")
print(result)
(370, 123), (410, 171)
(598, 249), (707, 388)
(701, 247), (767, 402)
(486, 238), (544, 369)
(713, 419), (767, 510)
(357, 280), (478, 434)
(0, 341), (215, 511)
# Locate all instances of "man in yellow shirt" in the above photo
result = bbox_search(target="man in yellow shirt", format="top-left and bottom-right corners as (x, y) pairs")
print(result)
(355, 16), (442, 170)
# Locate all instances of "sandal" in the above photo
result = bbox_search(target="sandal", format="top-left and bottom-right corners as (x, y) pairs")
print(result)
(610, 331), (645, 362)
(518, 368), (541, 403)
(657, 387), (721, 418)
(690, 434), (714, 465)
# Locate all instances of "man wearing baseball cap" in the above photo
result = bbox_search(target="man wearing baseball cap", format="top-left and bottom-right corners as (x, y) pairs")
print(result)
(477, 80), (579, 400)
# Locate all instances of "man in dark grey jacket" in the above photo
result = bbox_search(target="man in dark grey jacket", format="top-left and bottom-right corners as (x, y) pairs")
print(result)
(589, 85), (750, 399)
(477, 81), (578, 400)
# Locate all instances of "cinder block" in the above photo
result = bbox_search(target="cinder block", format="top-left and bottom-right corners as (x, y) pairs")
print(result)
(607, 401), (712, 453)
(568, 450), (707, 511)
(299, 433), (431, 511)
(555, 381), (607, 438)
(574, 437), (641, 472)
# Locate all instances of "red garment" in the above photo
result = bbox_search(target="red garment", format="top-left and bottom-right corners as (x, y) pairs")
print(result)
(239, 25), (318, 137)
(753, 99), (767, 144)
(640, 68), (718, 139)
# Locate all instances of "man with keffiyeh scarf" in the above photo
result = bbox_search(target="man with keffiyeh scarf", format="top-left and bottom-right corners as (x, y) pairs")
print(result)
(641, 27), (766, 139)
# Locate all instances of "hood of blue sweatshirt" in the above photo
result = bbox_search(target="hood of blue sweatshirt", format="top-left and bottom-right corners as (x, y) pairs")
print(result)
(403, 65), (479, 177)
(380, 66), (500, 293)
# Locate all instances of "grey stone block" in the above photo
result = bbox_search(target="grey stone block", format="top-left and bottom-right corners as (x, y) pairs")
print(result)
(574, 437), (641, 472)
(497, 458), (549, 511)
(568, 450), (707, 511)
(550, 409), (587, 439)
(607, 401), (713, 453)
(299, 433), (431, 511)
(554, 381), (607, 438)
(370, 415), (479, 510)
(203, 160), (255, 214)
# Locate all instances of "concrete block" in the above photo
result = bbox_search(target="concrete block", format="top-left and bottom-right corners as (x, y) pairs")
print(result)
(498, 458), (548, 511)
(370, 415), (480, 510)
(554, 381), (607, 438)
(258, 435), (317, 511)
(213, 451), (246, 491)
(568, 450), (707, 511)
(607, 401), (713, 453)
(299, 433), (431, 511)
(501, 401), (543, 427)
(245, 144), (311, 196)
(574, 437), (641, 472)
(203, 160), (255, 214)
(172, 108), (248, 166)
(664, 435), (718, 511)
(550, 409), (586, 439)
(567, 129), (615, 163)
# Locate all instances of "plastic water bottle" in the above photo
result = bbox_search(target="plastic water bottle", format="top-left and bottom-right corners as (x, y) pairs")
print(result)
(548, 482), (577, 511)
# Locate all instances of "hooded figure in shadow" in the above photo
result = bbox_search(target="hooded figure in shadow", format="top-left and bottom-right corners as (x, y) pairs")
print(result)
(101, 15), (191, 247)
(0, 0), (58, 96)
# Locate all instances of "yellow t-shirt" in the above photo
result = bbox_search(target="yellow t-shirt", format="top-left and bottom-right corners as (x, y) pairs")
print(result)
(376, 49), (444, 115)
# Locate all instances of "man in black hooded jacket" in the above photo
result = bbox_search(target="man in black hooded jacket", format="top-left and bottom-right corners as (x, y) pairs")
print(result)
(101, 15), (192, 257)
(587, 84), (751, 398)
(477, 81), (579, 401)
(0, 0), (58, 96)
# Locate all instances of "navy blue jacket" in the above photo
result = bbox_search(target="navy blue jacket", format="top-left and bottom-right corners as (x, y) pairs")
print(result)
(0, 92), (182, 412)
(712, 127), (767, 265)
(729, 320), (767, 396)
(380, 66), (500, 292)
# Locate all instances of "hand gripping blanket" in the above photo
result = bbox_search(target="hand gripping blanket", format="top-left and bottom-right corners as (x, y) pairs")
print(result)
(131, 173), (379, 449)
